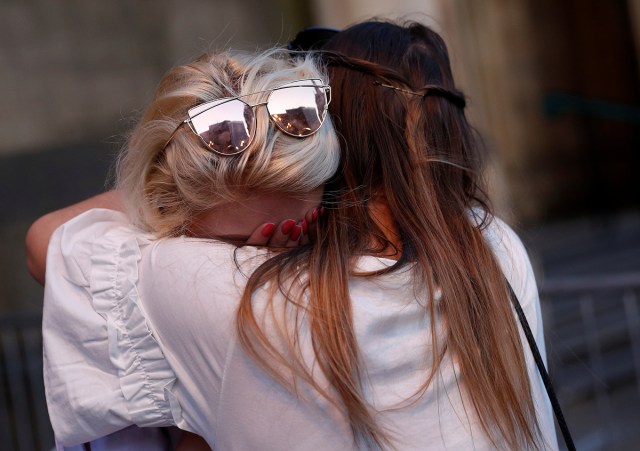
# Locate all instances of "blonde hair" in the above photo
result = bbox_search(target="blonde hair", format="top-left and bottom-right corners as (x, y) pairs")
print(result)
(117, 49), (339, 236)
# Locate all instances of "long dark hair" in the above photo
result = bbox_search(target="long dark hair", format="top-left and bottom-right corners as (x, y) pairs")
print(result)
(238, 20), (544, 450)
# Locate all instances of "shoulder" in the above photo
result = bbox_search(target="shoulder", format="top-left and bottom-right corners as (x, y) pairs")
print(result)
(471, 212), (543, 338)
(45, 208), (144, 287)
(135, 230), (273, 357)
(475, 212), (538, 306)
(141, 235), (271, 303)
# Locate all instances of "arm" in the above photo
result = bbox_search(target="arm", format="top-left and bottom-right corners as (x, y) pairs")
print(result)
(25, 190), (124, 285)
(25, 189), (319, 285)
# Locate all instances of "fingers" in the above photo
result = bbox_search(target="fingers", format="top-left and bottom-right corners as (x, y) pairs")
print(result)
(244, 207), (326, 248)
(246, 219), (302, 248)
(269, 219), (297, 247)
(303, 207), (321, 243)
(245, 222), (277, 246)
(304, 208), (315, 225)
(299, 217), (310, 246)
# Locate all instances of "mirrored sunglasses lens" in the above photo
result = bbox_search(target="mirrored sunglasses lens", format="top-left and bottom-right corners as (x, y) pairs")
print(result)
(190, 100), (255, 154)
(267, 85), (326, 137)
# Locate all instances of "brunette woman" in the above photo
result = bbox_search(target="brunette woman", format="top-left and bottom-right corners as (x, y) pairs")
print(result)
(286, 19), (558, 449)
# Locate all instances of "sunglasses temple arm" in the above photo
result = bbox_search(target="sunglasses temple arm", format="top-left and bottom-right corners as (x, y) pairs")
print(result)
(162, 120), (188, 150)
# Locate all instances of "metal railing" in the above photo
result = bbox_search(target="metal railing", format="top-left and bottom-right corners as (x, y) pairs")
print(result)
(540, 272), (640, 451)
(0, 312), (53, 451)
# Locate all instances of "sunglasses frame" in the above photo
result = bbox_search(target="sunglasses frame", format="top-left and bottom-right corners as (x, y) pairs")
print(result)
(164, 78), (331, 156)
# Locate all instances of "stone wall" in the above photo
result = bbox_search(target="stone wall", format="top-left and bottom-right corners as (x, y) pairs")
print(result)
(0, 0), (310, 156)
(0, 0), (311, 313)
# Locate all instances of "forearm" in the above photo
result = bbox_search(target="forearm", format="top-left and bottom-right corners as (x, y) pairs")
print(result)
(25, 190), (124, 285)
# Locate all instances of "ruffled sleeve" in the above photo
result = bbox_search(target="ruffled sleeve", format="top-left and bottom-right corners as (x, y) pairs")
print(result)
(43, 209), (179, 446)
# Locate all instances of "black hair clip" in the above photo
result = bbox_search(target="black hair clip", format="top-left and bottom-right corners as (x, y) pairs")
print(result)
(287, 27), (340, 53)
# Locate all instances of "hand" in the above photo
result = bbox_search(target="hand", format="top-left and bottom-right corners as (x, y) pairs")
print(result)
(245, 207), (324, 247)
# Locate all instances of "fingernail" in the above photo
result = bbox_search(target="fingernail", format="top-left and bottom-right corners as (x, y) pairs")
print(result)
(281, 219), (296, 234)
(319, 207), (326, 216)
(301, 219), (308, 234)
(311, 208), (319, 221)
(290, 225), (302, 241)
(261, 223), (276, 237)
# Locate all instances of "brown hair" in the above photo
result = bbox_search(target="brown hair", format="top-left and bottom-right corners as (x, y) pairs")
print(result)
(238, 20), (544, 450)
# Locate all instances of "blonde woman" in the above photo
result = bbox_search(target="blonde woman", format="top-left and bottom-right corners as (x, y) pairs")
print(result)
(26, 49), (338, 448)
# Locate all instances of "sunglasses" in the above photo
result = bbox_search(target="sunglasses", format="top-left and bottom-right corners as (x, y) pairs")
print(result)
(164, 78), (331, 155)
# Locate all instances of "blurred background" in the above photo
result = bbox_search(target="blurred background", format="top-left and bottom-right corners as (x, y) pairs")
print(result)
(1, 0), (639, 449)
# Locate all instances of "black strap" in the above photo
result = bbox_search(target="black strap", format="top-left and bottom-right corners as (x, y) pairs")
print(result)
(507, 283), (576, 451)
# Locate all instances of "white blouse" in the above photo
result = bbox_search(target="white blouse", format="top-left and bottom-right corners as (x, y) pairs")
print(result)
(43, 208), (558, 450)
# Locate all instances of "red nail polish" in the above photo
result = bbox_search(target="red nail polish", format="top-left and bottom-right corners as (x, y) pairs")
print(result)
(319, 207), (326, 216)
(261, 223), (276, 237)
(311, 208), (319, 221)
(301, 219), (308, 234)
(290, 225), (302, 241)
(281, 219), (296, 234)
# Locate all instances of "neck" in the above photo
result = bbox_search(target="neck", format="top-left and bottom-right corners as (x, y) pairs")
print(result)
(189, 188), (323, 240)
(368, 195), (401, 260)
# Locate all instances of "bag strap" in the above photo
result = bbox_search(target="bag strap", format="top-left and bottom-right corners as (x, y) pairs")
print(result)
(507, 283), (576, 451)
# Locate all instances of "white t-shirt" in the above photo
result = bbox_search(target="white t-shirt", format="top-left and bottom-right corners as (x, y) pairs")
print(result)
(43, 208), (558, 450)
